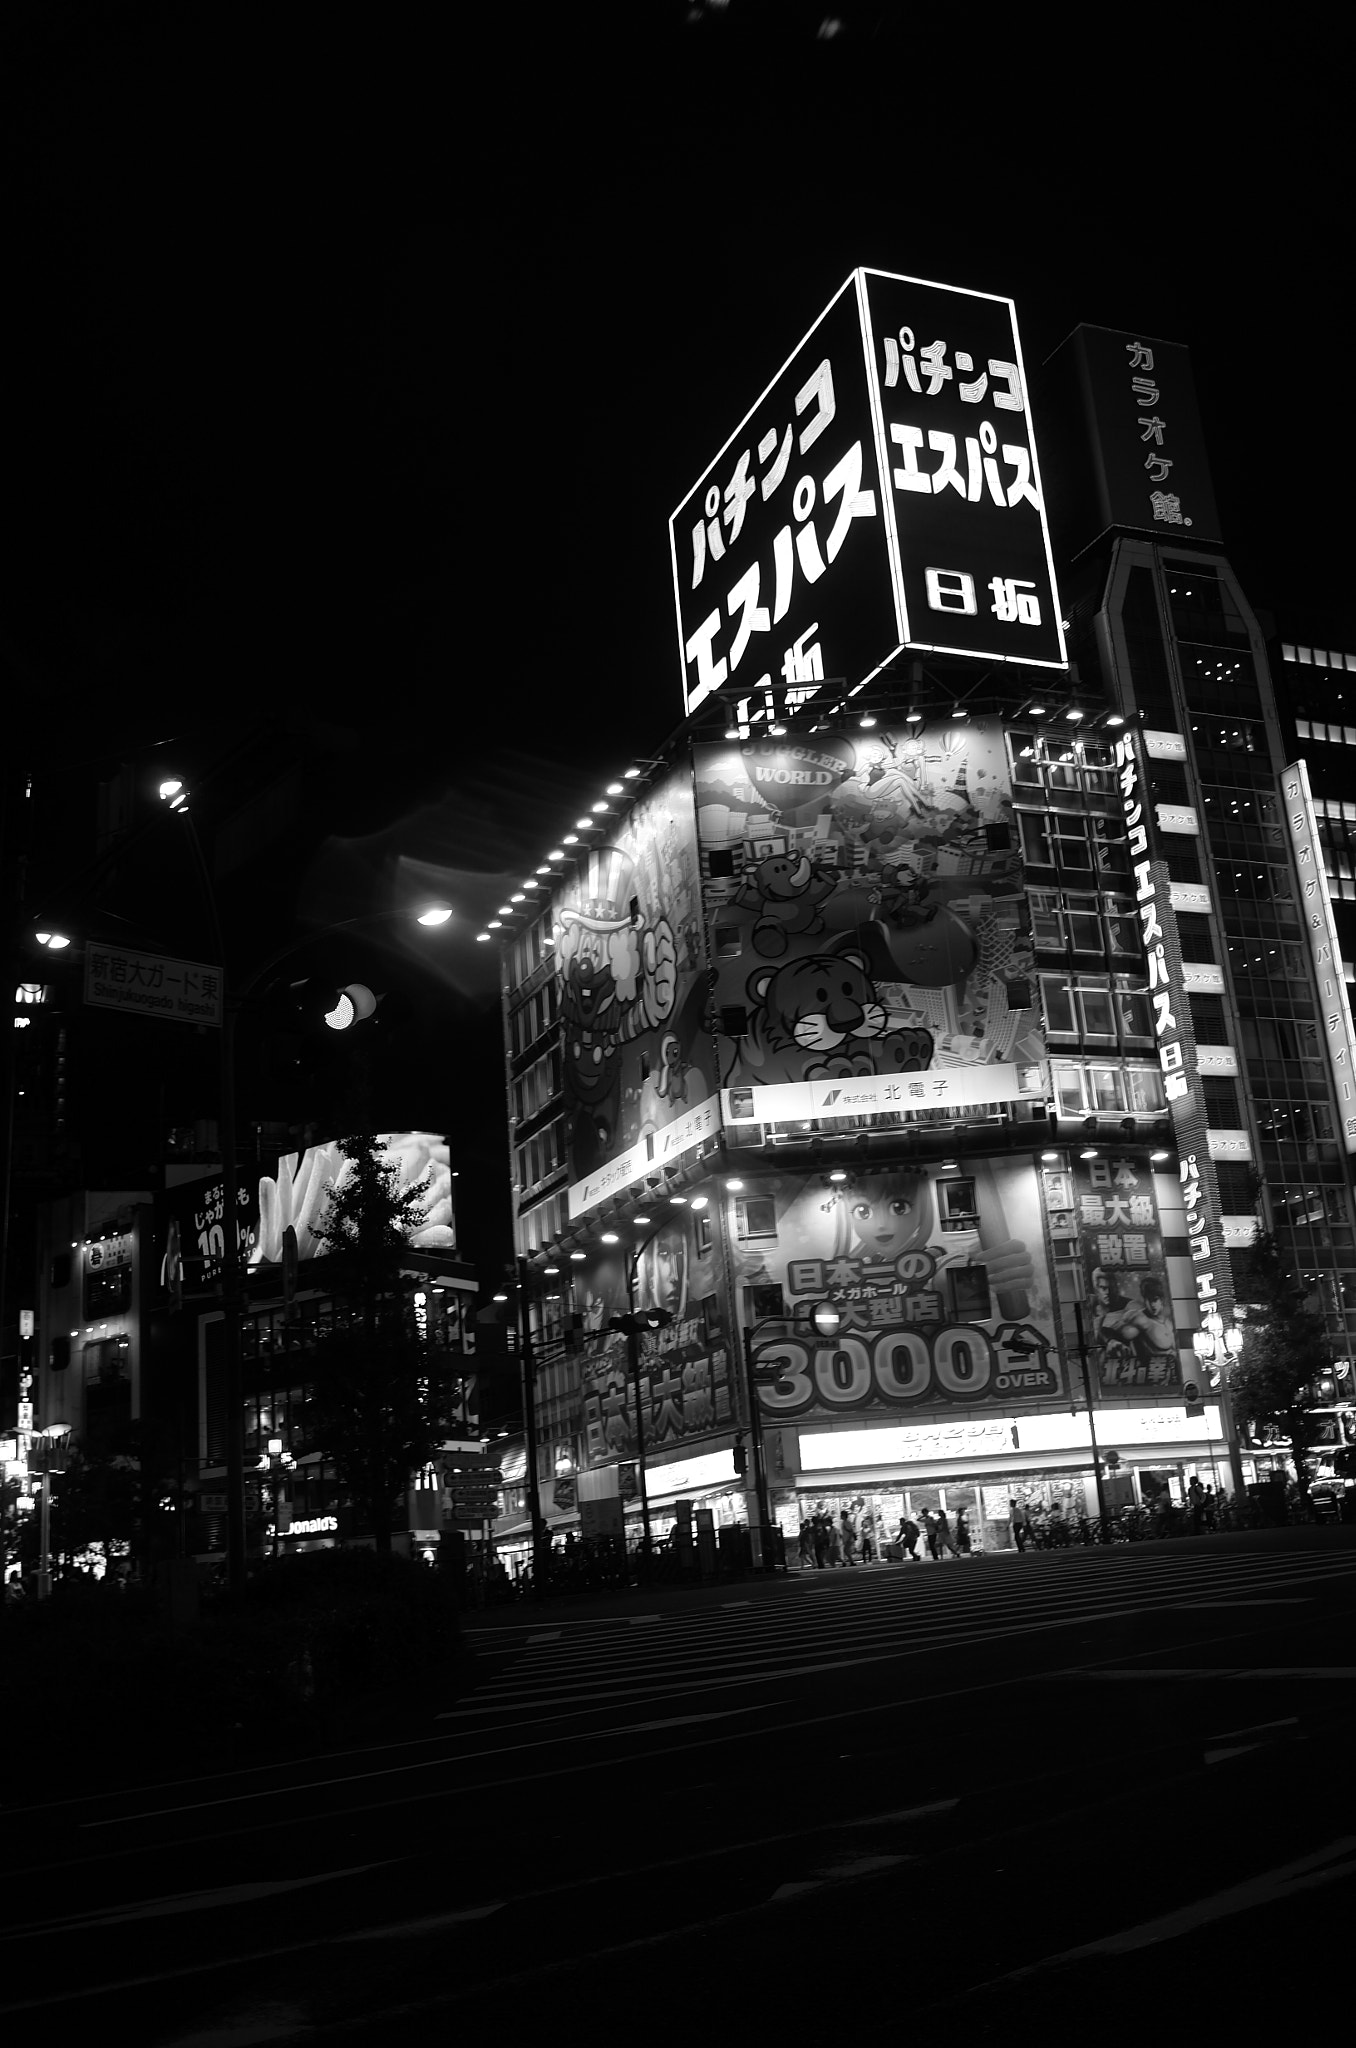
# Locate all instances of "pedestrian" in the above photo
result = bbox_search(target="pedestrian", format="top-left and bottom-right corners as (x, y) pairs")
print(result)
(1188, 1475), (1205, 1535)
(1010, 1497), (1030, 1553)
(859, 1507), (877, 1564)
(933, 1507), (959, 1559)
(839, 1509), (857, 1565)
(798, 1521), (814, 1569)
(812, 1512), (830, 1569)
(1203, 1485), (1218, 1532)
(826, 1516), (843, 1566)
(954, 1505), (972, 1556)
(899, 1515), (921, 1561)
(1048, 1501), (1069, 1547)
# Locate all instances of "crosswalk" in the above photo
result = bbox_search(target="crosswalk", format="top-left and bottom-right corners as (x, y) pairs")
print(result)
(452, 1545), (1356, 1738)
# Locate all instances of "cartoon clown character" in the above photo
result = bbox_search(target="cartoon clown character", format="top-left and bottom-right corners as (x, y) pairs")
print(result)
(553, 843), (678, 1173)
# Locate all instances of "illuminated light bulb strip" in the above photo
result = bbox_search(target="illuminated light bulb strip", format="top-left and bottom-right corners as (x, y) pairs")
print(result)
(476, 764), (654, 943)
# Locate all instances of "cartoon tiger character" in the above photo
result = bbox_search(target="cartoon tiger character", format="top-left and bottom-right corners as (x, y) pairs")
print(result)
(731, 850), (837, 958)
(740, 947), (934, 1083)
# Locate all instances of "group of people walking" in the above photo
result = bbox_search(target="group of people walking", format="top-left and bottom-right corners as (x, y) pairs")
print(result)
(798, 1503), (973, 1568)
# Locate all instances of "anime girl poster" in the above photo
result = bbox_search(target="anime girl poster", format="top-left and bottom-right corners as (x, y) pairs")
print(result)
(736, 1157), (1064, 1424)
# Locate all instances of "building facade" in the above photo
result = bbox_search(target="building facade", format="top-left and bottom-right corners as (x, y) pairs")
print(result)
(489, 277), (1354, 1564)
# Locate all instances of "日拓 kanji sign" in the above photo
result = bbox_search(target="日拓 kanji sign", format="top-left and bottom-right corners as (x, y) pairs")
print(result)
(669, 268), (1067, 722)
(84, 945), (223, 1027)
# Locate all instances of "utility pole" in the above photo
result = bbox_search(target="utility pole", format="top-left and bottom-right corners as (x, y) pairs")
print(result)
(1072, 1301), (1111, 1531)
(516, 1257), (552, 1594)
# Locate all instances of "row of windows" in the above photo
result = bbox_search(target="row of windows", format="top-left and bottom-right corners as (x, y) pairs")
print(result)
(1019, 811), (1131, 878)
(508, 915), (553, 992)
(1050, 1061), (1166, 1116)
(1040, 974), (1153, 1047)
(1296, 719), (1356, 747)
(510, 977), (559, 1058)
(1027, 889), (1141, 964)
(1284, 647), (1356, 673)
(513, 1045), (562, 1126)
(1165, 569), (1252, 649)
(515, 1117), (567, 1197)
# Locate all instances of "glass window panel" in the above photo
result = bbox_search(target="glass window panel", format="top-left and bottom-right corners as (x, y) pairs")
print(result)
(1041, 978), (1076, 1035)
(1077, 985), (1117, 1036)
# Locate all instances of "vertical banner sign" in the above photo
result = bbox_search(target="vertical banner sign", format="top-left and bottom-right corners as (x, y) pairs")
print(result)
(669, 268), (1067, 724)
(1075, 1152), (1176, 1395)
(1114, 729), (1234, 1339)
(1282, 759), (1356, 1152)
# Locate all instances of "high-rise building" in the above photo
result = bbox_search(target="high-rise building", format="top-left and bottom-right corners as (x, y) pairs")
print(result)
(489, 272), (1354, 1566)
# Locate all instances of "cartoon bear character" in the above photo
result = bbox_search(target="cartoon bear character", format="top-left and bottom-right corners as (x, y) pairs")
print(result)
(742, 947), (934, 1082)
(732, 850), (837, 958)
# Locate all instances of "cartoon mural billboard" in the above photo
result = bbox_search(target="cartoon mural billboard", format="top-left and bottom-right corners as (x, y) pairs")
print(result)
(695, 720), (1044, 1130)
(1073, 1150), (1180, 1397)
(554, 766), (717, 1203)
(734, 1157), (1064, 1425)
(573, 1208), (736, 1470)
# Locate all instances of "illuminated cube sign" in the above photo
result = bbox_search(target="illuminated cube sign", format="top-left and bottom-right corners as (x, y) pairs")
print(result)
(670, 268), (1067, 721)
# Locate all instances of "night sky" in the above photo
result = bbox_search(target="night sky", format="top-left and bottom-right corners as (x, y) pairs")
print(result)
(4, 4), (1345, 1275)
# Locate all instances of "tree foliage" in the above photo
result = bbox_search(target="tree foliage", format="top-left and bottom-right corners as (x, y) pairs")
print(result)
(307, 1134), (455, 1551)
(1230, 1230), (1331, 1493)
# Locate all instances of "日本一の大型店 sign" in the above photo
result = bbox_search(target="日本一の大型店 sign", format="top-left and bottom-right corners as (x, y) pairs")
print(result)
(669, 268), (1067, 721)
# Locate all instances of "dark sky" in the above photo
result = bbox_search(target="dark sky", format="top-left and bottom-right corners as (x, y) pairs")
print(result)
(3, 4), (1346, 1265)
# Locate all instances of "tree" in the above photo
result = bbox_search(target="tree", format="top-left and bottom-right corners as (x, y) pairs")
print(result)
(306, 1134), (456, 1552)
(1230, 1230), (1332, 1500)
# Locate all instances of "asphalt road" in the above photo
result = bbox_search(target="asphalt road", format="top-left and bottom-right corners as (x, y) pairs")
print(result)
(4, 1526), (1355, 2043)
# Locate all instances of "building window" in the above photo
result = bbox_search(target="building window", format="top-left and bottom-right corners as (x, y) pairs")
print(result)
(736, 1197), (777, 1240)
(1051, 1062), (1166, 1116)
(937, 1178), (978, 1230)
(1040, 975), (1153, 1047)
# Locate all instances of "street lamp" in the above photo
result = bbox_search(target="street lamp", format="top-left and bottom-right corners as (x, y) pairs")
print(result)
(1193, 1315), (1246, 1499)
(742, 1301), (842, 1570)
(259, 1434), (296, 1562)
(35, 1422), (71, 1599)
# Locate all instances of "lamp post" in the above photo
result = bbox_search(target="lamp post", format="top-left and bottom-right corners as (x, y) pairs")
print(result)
(1071, 1302), (1111, 1533)
(515, 1257), (553, 1597)
(259, 1434), (296, 1562)
(159, 779), (453, 1596)
(35, 1422), (71, 1599)
(1192, 1313), (1246, 1502)
(742, 1301), (842, 1571)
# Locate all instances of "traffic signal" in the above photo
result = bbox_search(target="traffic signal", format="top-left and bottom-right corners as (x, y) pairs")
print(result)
(732, 1441), (748, 1477)
(286, 978), (378, 1033)
(607, 1309), (675, 1335)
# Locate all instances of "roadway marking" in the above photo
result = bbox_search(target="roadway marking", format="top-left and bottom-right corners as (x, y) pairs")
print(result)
(1069, 1667), (1356, 1681)
(525, 1631), (562, 1644)
(771, 1852), (912, 1900)
(1207, 1717), (1298, 1740)
(1, 1863), (397, 1939)
(990, 1835), (1356, 1977)
(80, 1705), (790, 1827)
(1172, 1598), (1310, 1608)
(846, 1798), (960, 1826)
